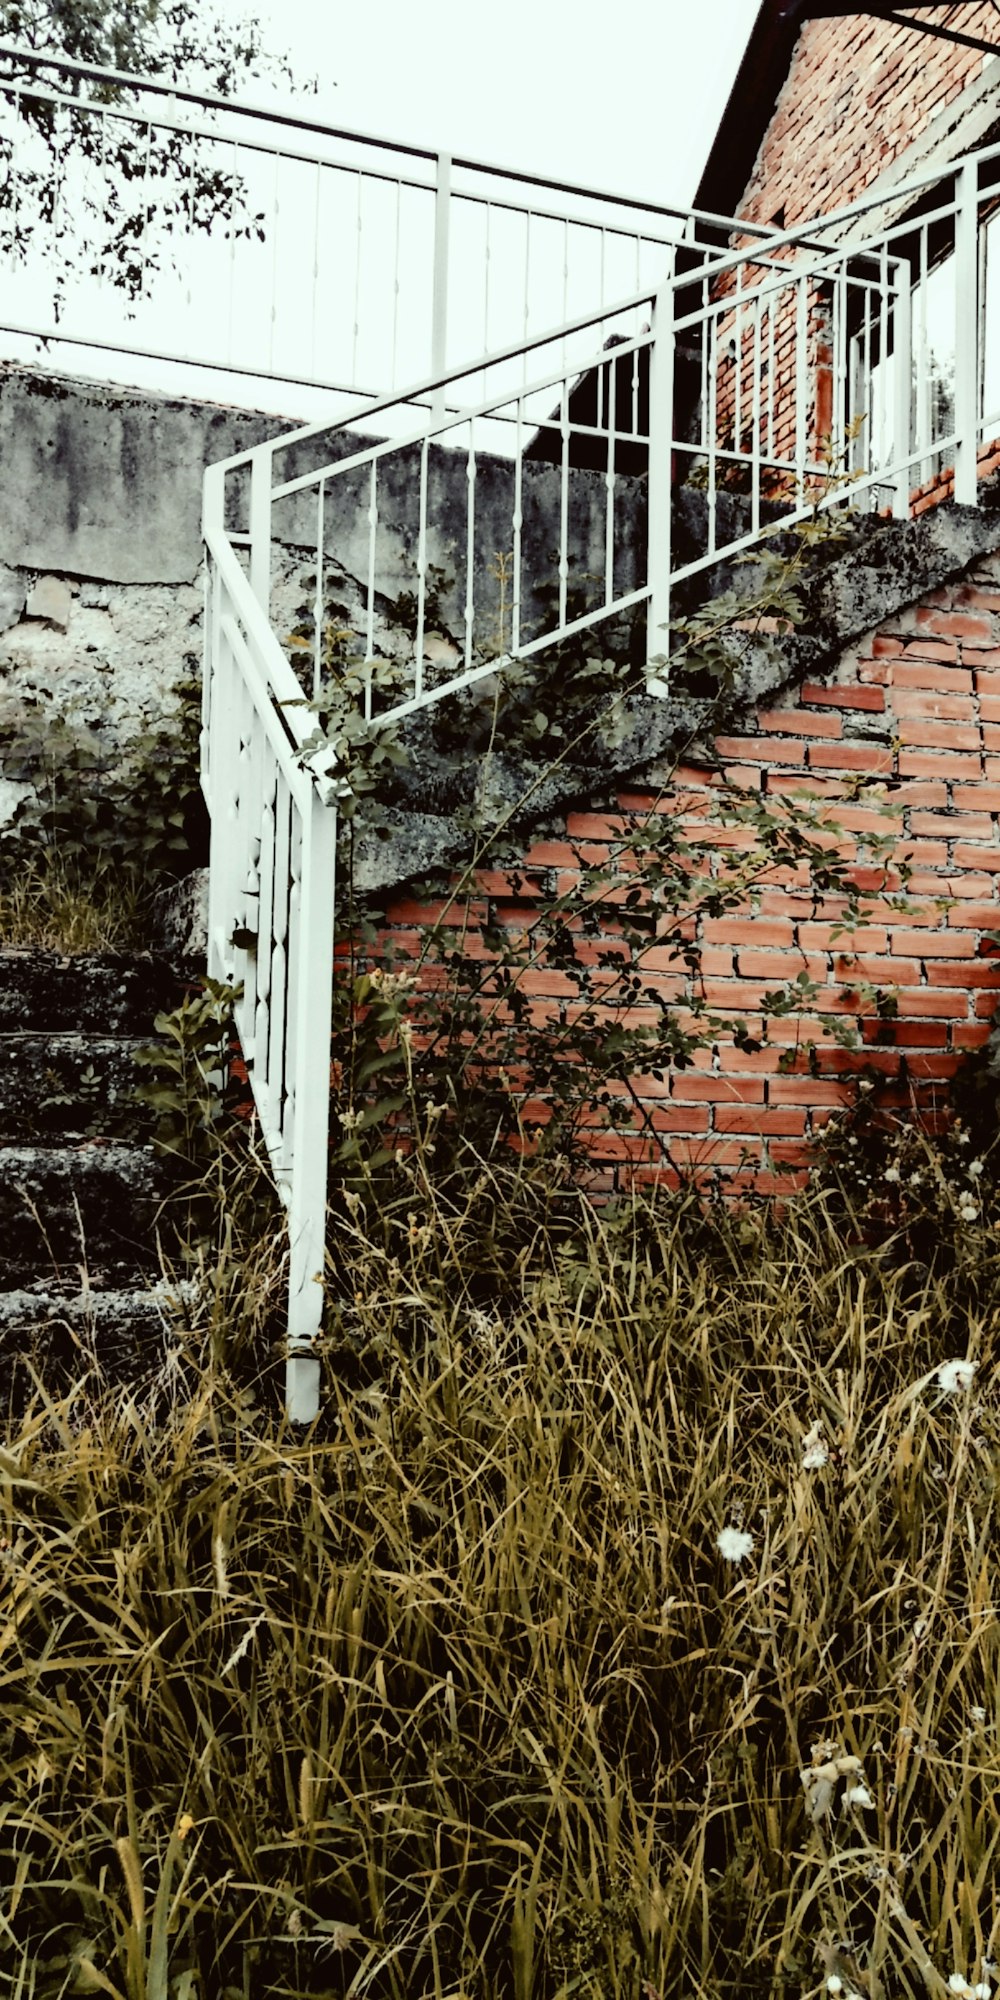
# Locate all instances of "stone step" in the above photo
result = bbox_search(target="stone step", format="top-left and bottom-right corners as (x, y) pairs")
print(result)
(0, 949), (182, 1035)
(0, 1142), (166, 1276)
(0, 1033), (151, 1143)
(0, 1279), (193, 1402)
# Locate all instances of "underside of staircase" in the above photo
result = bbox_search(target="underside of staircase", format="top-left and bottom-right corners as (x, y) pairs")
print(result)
(0, 948), (184, 1404)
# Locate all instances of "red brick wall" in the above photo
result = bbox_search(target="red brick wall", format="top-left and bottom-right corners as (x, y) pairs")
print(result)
(739, 6), (998, 234)
(381, 553), (1000, 1195)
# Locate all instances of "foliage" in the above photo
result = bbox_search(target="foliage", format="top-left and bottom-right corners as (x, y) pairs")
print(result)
(0, 0), (300, 312)
(0, 679), (205, 948)
(3, 1171), (1000, 1996)
(302, 503), (907, 1197)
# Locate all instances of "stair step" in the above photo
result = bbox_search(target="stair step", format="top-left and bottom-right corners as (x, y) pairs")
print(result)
(0, 1280), (193, 1402)
(0, 1143), (166, 1275)
(0, 1034), (152, 1142)
(0, 949), (182, 1034)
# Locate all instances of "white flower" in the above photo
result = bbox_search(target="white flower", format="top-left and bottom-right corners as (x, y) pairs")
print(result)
(969, 1159), (984, 1178)
(969, 1705), (987, 1723)
(975, 1984), (991, 1998)
(843, 1783), (875, 1810)
(909, 1172), (923, 1188)
(936, 1358), (977, 1394)
(826, 1980), (843, 1995)
(803, 1440), (829, 1470)
(716, 1527), (754, 1564)
(950, 1977), (973, 1998)
(884, 1165), (901, 1184)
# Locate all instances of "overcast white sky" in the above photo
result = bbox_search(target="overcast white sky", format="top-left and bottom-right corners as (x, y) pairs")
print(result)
(214, 0), (762, 210)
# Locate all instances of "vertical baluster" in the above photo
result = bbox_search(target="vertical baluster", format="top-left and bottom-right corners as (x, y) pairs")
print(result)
(879, 239), (891, 478)
(522, 210), (532, 383)
(751, 294), (762, 537)
(700, 274), (710, 457)
(511, 398), (523, 655)
(605, 348), (617, 607)
(733, 262), (743, 464)
(8, 87), (21, 270)
(646, 274), (674, 688)
(917, 221), (929, 476)
(892, 253), (912, 521)
(286, 788), (337, 1425)
(227, 139), (238, 365)
(954, 157), (979, 506)
(558, 373), (570, 634)
(352, 168), (363, 390)
(431, 153), (451, 418)
(767, 293), (776, 461)
(483, 198), (492, 359)
(795, 273), (808, 507)
(862, 272), (873, 480)
(313, 478), (325, 701)
(562, 216), (570, 373)
(285, 810), (303, 1160)
(366, 458), (378, 716)
(391, 177), (402, 389)
(269, 777), (292, 1180)
(138, 120), (154, 307)
(465, 417), (476, 670)
(255, 749), (277, 1141)
(267, 150), (283, 375)
(707, 305), (719, 556)
(414, 434), (429, 701)
(310, 158), (322, 382)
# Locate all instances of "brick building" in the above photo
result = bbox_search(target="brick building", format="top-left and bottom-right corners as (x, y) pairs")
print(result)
(371, 4), (1000, 1196)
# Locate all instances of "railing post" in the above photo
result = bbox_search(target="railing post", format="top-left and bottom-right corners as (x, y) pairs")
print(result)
(431, 150), (452, 427)
(249, 449), (273, 616)
(891, 257), (912, 521)
(646, 263), (675, 696)
(954, 157), (979, 508)
(285, 793), (337, 1426)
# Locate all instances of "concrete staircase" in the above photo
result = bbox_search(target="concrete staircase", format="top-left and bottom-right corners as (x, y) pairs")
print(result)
(0, 948), (185, 1402)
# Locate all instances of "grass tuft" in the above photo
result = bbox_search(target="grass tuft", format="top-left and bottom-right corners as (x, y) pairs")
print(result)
(2, 1175), (999, 1997)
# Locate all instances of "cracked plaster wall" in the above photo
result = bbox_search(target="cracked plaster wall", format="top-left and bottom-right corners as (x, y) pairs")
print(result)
(0, 361), (643, 825)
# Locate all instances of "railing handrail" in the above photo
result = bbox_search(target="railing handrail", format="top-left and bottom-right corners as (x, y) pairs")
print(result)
(0, 36), (786, 244)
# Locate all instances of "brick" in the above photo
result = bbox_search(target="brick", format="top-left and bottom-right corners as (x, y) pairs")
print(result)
(835, 953), (920, 984)
(647, 1105), (713, 1133)
(564, 813), (629, 840)
(715, 1106), (807, 1136)
(924, 959), (1000, 986)
(798, 923), (888, 951)
(897, 751), (982, 781)
(736, 950), (828, 980)
(898, 721), (981, 752)
(909, 812), (993, 839)
(954, 785), (1000, 811)
(703, 917), (796, 947)
(768, 1077), (853, 1105)
(946, 902), (1000, 928)
(955, 844), (1000, 871)
(669, 1074), (767, 1103)
(801, 682), (886, 711)
(916, 611), (994, 644)
(756, 707), (843, 737)
(889, 928), (975, 957)
(882, 660), (973, 692)
(667, 1139), (756, 1168)
(890, 689), (978, 721)
(975, 990), (1000, 1016)
(807, 742), (894, 774)
(952, 1023), (993, 1049)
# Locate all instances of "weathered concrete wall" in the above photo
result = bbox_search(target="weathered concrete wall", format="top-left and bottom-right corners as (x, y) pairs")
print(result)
(0, 362), (644, 810)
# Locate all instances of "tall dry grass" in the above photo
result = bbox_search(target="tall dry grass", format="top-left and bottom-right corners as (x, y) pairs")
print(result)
(2, 1175), (999, 1999)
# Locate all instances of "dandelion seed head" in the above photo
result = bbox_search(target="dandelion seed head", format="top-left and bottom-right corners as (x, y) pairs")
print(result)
(843, 1782), (875, 1810)
(936, 1358), (977, 1394)
(716, 1526), (754, 1564)
(969, 1159), (984, 1178)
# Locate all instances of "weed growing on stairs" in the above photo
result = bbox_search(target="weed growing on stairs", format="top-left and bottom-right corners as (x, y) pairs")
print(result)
(0, 678), (206, 950)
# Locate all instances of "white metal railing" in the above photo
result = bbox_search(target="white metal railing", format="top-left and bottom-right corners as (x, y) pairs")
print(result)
(203, 138), (1000, 1419)
(201, 487), (340, 1422)
(0, 41), (795, 417)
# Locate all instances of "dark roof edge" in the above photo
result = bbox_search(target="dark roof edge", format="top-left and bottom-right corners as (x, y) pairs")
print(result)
(693, 0), (810, 225)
